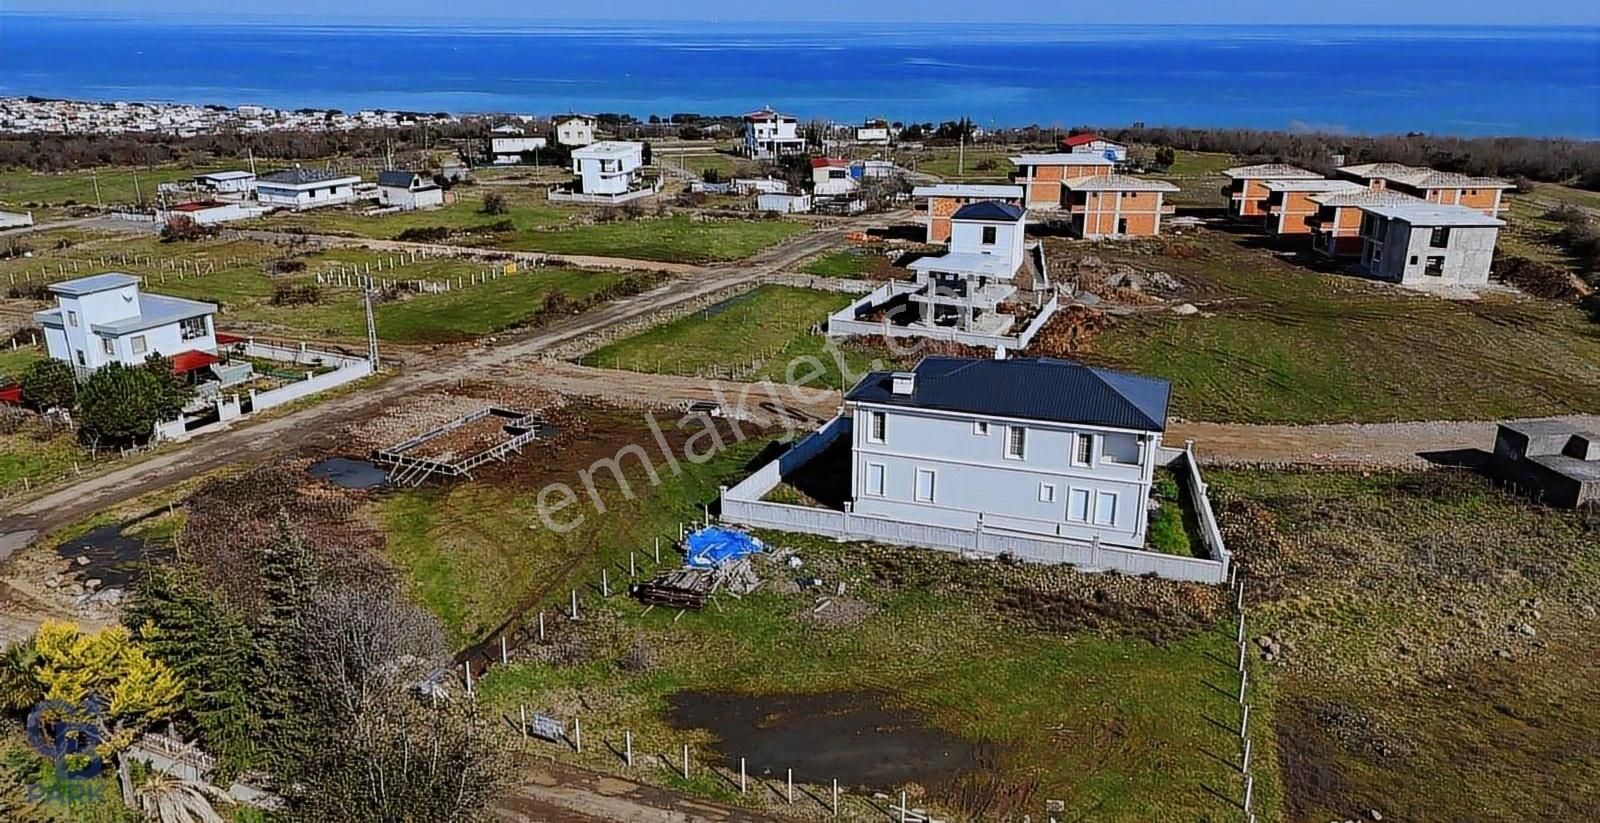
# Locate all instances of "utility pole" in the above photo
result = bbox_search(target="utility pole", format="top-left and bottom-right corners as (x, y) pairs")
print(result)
(958, 126), (965, 177)
(247, 147), (257, 176)
(364, 287), (379, 368)
(131, 170), (143, 207)
(91, 169), (102, 208)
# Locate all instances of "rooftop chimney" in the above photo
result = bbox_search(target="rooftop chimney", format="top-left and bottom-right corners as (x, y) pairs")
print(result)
(890, 371), (916, 396)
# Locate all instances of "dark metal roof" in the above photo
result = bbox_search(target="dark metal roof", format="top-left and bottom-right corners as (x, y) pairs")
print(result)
(846, 356), (1170, 432)
(258, 167), (350, 185)
(952, 201), (1024, 222)
(378, 169), (422, 188)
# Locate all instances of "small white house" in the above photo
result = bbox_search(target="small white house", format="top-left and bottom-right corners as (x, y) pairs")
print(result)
(571, 141), (645, 196)
(554, 114), (598, 147)
(192, 170), (256, 194)
(758, 193), (811, 214)
(377, 170), (444, 210)
(490, 135), (548, 164)
(33, 273), (217, 376)
(157, 200), (267, 226)
(255, 167), (362, 210)
(810, 158), (859, 198)
(1357, 202), (1504, 288)
(856, 119), (891, 145)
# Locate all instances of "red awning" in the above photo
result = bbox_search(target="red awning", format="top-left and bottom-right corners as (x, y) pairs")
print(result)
(170, 350), (221, 374)
(0, 383), (21, 406)
(215, 332), (247, 345)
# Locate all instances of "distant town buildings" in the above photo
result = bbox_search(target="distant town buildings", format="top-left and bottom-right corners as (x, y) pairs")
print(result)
(855, 119), (892, 145)
(0, 97), (458, 135)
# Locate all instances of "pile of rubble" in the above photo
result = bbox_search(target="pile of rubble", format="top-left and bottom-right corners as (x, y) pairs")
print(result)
(1022, 304), (1114, 358)
(1049, 251), (1185, 306)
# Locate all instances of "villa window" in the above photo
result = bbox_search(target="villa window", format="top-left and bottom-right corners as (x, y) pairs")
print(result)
(1068, 488), (1091, 522)
(981, 226), (997, 245)
(67, 310), (78, 328)
(868, 411), (886, 443)
(914, 468), (936, 503)
(1094, 491), (1119, 526)
(1074, 434), (1095, 466)
(131, 335), (147, 355)
(1426, 256), (1446, 277)
(1038, 483), (1057, 503)
(101, 338), (115, 355)
(1430, 226), (1451, 248)
(865, 463), (885, 497)
(973, 420), (989, 436)
(180, 316), (207, 341)
(1006, 426), (1026, 460)
(75, 350), (86, 366)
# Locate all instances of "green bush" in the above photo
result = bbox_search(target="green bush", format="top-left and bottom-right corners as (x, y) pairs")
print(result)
(76, 361), (177, 447)
(19, 358), (76, 411)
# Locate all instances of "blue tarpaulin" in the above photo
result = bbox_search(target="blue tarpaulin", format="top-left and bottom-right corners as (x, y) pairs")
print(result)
(683, 526), (764, 569)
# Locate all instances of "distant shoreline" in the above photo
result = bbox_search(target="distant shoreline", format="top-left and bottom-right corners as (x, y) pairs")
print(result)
(2, 16), (1596, 138)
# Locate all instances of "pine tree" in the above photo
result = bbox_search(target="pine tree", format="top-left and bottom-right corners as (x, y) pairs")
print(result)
(251, 519), (321, 766)
(127, 564), (262, 776)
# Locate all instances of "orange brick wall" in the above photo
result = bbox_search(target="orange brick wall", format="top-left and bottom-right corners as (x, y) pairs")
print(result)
(1235, 180), (1275, 217)
(1073, 191), (1165, 237)
(1024, 164), (1064, 207)
(1273, 191), (1323, 234)
(1425, 186), (1504, 216)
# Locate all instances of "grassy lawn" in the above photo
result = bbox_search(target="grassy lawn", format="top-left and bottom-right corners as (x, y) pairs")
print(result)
(800, 248), (885, 278)
(372, 414), (1242, 821)
(1154, 149), (1238, 177)
(0, 346), (43, 380)
(514, 214), (807, 264)
(1080, 231), (1600, 423)
(896, 146), (1016, 182)
(1214, 468), (1600, 821)
(582, 285), (878, 386)
(254, 185), (572, 239)
(0, 161), (244, 210)
(0, 429), (86, 495)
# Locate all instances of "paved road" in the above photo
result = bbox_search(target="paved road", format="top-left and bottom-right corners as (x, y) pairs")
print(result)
(0, 221), (856, 553)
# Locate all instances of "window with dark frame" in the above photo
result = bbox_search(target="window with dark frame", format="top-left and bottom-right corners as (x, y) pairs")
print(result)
(1430, 226), (1451, 247)
(1425, 256), (1446, 277)
(1006, 426), (1026, 459)
(981, 225), (997, 244)
(1075, 434), (1094, 465)
(869, 411), (886, 442)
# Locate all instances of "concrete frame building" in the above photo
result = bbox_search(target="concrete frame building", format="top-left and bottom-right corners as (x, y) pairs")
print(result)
(1062, 175), (1180, 239)
(1010, 153), (1116, 211)
(1306, 188), (1427, 256)
(910, 183), (1025, 243)
(1337, 163), (1512, 218)
(1259, 179), (1367, 235)
(1357, 202), (1504, 287)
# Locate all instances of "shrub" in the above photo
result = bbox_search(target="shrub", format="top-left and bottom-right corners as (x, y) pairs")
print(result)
(76, 361), (171, 447)
(480, 192), (508, 215)
(268, 259), (307, 274)
(395, 226), (451, 243)
(271, 283), (322, 306)
(19, 358), (76, 411)
(160, 214), (214, 242)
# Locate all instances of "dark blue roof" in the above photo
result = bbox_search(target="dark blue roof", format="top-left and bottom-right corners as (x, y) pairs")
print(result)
(846, 356), (1170, 432)
(378, 170), (422, 188)
(952, 200), (1024, 222)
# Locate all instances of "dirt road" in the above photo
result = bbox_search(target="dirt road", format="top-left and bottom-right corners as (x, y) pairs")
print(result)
(0, 222), (855, 553)
(494, 761), (769, 823)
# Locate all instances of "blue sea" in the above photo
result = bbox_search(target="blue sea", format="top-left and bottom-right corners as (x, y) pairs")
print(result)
(1, 14), (1597, 137)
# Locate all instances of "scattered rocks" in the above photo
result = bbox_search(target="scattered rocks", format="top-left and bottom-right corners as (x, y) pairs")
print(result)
(75, 556), (91, 566)
(1171, 302), (1199, 316)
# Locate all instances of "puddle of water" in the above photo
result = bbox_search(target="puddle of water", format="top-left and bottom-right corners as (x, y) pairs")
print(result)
(666, 689), (978, 791)
(56, 524), (171, 589)
(699, 289), (762, 319)
(308, 457), (389, 490)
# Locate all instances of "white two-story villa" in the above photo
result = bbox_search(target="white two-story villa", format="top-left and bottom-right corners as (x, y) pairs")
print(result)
(906, 201), (1030, 337)
(741, 106), (806, 159)
(844, 356), (1170, 549)
(34, 273), (218, 376)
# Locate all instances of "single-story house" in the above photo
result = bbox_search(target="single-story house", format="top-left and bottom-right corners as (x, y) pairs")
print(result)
(192, 170), (256, 194)
(811, 157), (859, 198)
(1062, 175), (1180, 239)
(856, 119), (892, 144)
(1059, 133), (1128, 163)
(33, 273), (217, 376)
(377, 169), (444, 210)
(910, 183), (1025, 243)
(489, 135), (549, 164)
(1337, 163), (1513, 218)
(757, 192), (811, 214)
(1221, 164), (1324, 219)
(1010, 153), (1117, 211)
(1357, 201), (1504, 287)
(157, 200), (267, 226)
(255, 167), (362, 210)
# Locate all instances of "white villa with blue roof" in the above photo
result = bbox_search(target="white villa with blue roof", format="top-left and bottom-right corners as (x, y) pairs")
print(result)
(719, 355), (1230, 583)
(34, 273), (217, 376)
(846, 357), (1169, 549)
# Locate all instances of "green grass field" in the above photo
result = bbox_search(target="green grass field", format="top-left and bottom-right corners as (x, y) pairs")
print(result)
(257, 185), (573, 239)
(0, 162), (244, 210)
(0, 346), (43, 380)
(368, 413), (1245, 821)
(800, 248), (885, 278)
(582, 285), (878, 386)
(896, 146), (1016, 182)
(0, 428), (86, 495)
(514, 214), (807, 264)
(1081, 232), (1600, 423)
(1214, 468), (1600, 821)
